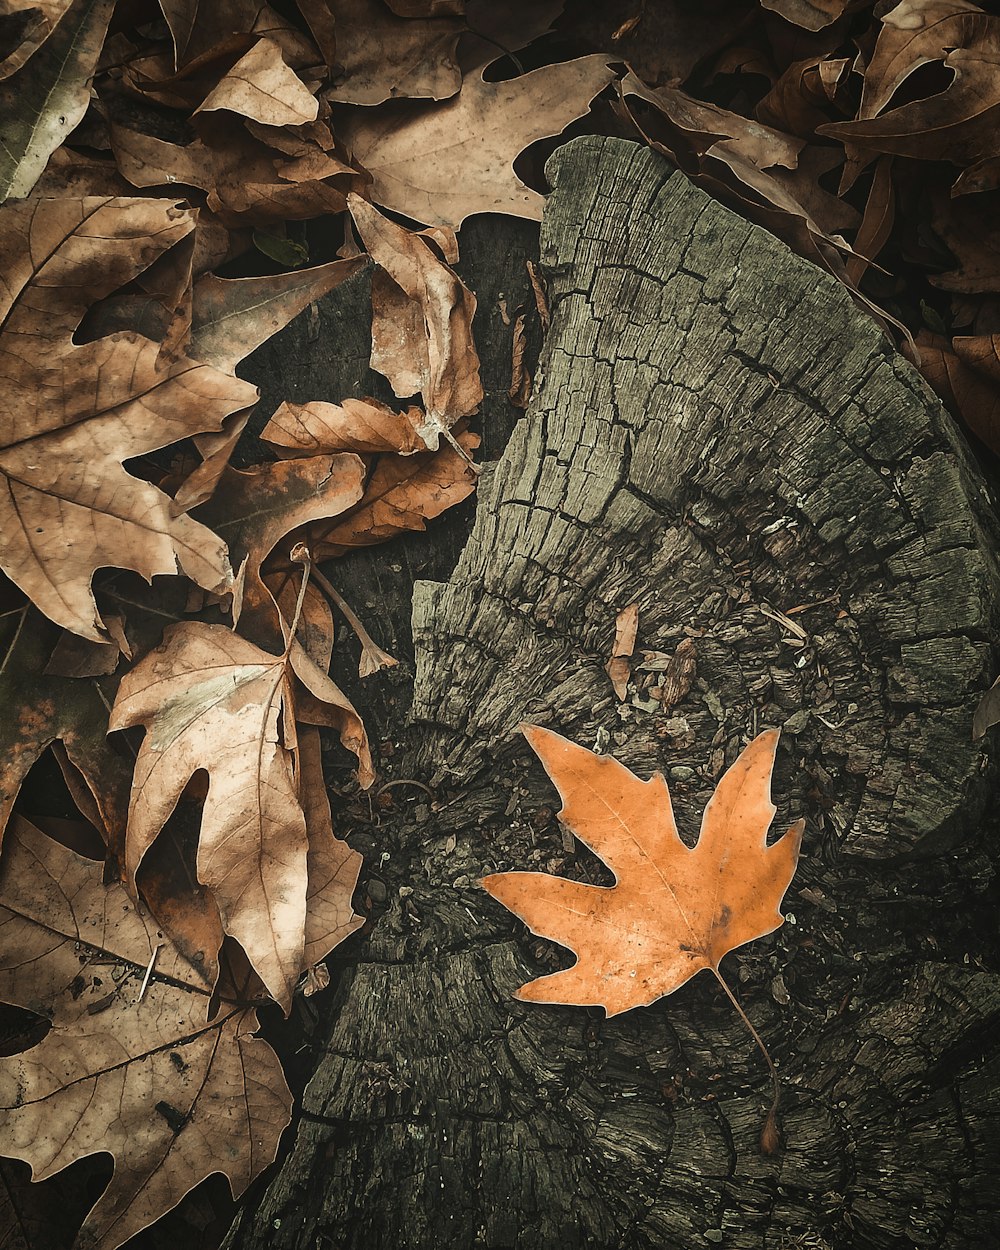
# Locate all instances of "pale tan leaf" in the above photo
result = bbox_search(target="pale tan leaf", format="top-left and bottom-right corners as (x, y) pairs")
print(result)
(758, 0), (850, 32)
(110, 622), (310, 1008)
(337, 55), (616, 228)
(195, 36), (319, 127)
(0, 816), (291, 1250)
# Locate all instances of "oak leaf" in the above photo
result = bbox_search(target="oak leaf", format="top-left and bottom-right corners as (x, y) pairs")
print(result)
(0, 816), (292, 1250)
(0, 196), (259, 641)
(337, 55), (616, 228)
(263, 397), (428, 456)
(482, 726), (802, 1017)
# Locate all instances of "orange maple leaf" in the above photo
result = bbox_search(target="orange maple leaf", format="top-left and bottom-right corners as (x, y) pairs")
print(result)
(482, 725), (803, 1018)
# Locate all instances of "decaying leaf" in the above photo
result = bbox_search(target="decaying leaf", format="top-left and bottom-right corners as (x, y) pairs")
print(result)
(759, 0), (851, 32)
(349, 193), (482, 449)
(0, 0), (114, 200)
(0, 196), (258, 640)
(0, 816), (292, 1250)
(324, 0), (463, 106)
(915, 328), (1000, 452)
(482, 725), (802, 1016)
(195, 36), (319, 127)
(337, 55), (617, 228)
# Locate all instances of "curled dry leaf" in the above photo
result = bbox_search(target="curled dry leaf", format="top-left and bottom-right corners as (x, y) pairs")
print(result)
(0, 0), (114, 200)
(0, 816), (292, 1250)
(482, 726), (802, 1016)
(819, 2), (1000, 168)
(973, 673), (1000, 738)
(195, 36), (319, 127)
(914, 329), (1000, 453)
(349, 193), (483, 449)
(337, 55), (617, 228)
(262, 397), (427, 456)
(324, 0), (463, 106)
(0, 0), (74, 78)
(0, 197), (258, 640)
(109, 622), (311, 1009)
(508, 311), (532, 409)
(310, 427), (479, 559)
(605, 603), (638, 701)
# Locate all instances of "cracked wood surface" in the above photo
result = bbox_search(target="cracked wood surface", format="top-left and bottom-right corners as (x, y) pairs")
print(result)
(228, 137), (1000, 1249)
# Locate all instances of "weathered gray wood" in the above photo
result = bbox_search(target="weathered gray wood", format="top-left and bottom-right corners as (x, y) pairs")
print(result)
(228, 137), (1000, 1249)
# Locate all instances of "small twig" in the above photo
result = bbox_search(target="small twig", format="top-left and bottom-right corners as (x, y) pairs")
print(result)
(376, 778), (436, 804)
(711, 967), (782, 1155)
(138, 943), (163, 1003)
(310, 567), (399, 677)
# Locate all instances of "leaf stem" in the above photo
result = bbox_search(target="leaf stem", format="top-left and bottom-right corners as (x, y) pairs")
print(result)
(283, 546), (312, 660)
(310, 566), (398, 677)
(711, 966), (782, 1154)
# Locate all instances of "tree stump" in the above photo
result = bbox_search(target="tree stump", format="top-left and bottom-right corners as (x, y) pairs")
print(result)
(228, 137), (1000, 1250)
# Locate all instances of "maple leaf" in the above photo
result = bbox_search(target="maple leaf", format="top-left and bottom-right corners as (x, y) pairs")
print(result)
(337, 55), (617, 228)
(482, 725), (803, 1017)
(0, 816), (292, 1250)
(0, 196), (259, 641)
(109, 621), (314, 1010)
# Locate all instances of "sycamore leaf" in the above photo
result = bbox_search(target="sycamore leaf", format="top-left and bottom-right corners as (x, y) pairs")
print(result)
(323, 0), (463, 106)
(195, 36), (319, 127)
(0, 197), (258, 641)
(0, 816), (292, 1250)
(337, 55), (616, 228)
(109, 622), (311, 1010)
(0, 0), (114, 200)
(0, 604), (131, 857)
(482, 726), (802, 1017)
(309, 427), (479, 560)
(348, 194), (482, 448)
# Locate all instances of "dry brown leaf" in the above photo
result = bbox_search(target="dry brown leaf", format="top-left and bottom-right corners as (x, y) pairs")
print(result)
(0, 197), (258, 640)
(928, 189), (1000, 293)
(915, 328), (1000, 452)
(819, 3), (1000, 167)
(508, 311), (531, 409)
(973, 672), (1000, 738)
(651, 637), (698, 712)
(349, 193), (483, 448)
(758, 0), (851, 32)
(605, 603), (638, 701)
(0, 815), (291, 1250)
(845, 155), (895, 285)
(263, 397), (427, 456)
(0, 605), (132, 856)
(337, 55), (616, 228)
(310, 427), (479, 559)
(324, 0), (463, 105)
(756, 54), (850, 137)
(192, 456), (366, 642)
(195, 36), (319, 127)
(110, 622), (311, 1008)
(482, 726), (802, 1017)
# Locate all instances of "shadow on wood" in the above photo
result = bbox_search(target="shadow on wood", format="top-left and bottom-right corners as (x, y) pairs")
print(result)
(227, 137), (1000, 1250)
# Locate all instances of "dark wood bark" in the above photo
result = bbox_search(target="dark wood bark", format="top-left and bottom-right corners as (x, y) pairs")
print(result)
(227, 137), (1000, 1250)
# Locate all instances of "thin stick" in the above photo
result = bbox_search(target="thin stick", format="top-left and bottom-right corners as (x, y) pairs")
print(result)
(311, 567), (398, 676)
(282, 546), (313, 660)
(712, 967), (782, 1154)
(138, 943), (163, 1003)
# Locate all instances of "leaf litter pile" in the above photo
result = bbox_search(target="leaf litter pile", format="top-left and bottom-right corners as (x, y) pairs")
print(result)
(1, 0), (1000, 1244)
